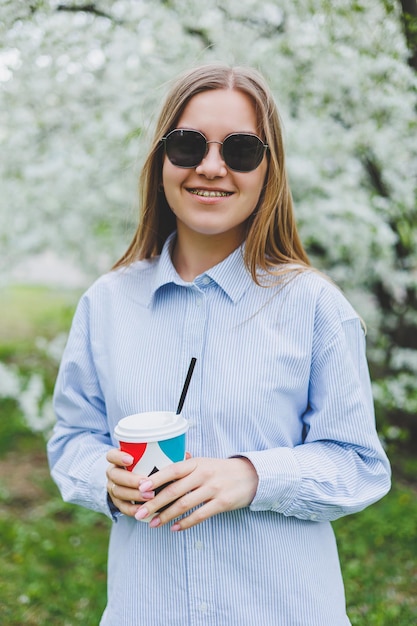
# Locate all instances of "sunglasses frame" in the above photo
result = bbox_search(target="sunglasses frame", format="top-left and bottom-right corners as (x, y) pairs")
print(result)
(161, 128), (268, 173)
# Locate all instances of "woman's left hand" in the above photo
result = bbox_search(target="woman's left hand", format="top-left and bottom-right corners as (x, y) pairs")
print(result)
(134, 456), (259, 531)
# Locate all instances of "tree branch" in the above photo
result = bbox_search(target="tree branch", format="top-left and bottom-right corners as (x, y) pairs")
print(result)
(56, 3), (114, 21)
(398, 0), (417, 71)
(362, 153), (390, 198)
(183, 26), (213, 49)
(218, 5), (285, 37)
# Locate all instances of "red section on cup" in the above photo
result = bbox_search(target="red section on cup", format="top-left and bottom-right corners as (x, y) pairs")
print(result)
(119, 441), (147, 471)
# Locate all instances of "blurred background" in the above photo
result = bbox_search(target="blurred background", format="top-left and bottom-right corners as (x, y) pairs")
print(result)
(1, 0), (416, 623)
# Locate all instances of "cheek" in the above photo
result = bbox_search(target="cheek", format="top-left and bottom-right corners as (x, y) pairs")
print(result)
(241, 168), (267, 204)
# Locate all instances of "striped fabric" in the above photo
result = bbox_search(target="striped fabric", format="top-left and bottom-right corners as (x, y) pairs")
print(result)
(48, 233), (391, 625)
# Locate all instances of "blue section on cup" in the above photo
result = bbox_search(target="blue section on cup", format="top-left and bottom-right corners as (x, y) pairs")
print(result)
(158, 433), (186, 463)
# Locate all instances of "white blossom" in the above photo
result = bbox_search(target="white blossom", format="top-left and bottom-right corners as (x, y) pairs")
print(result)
(0, 0), (416, 434)
(0, 362), (21, 397)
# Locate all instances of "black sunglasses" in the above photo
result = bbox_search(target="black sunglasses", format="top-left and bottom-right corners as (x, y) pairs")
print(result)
(161, 128), (268, 173)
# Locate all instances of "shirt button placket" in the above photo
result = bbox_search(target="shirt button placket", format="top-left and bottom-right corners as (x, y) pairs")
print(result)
(199, 602), (209, 614)
(187, 528), (213, 623)
(182, 285), (206, 455)
(196, 540), (210, 616)
(184, 282), (213, 624)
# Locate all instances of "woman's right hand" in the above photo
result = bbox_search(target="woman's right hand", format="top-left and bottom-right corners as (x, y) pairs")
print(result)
(106, 449), (155, 517)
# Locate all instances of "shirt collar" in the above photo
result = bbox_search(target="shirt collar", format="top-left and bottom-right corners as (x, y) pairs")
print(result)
(148, 232), (252, 306)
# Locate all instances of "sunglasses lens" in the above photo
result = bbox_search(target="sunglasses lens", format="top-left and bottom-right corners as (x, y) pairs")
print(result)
(163, 130), (266, 171)
(223, 134), (265, 172)
(165, 130), (206, 168)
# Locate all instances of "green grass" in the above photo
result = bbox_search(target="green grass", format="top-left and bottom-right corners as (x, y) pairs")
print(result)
(0, 285), (416, 625)
(0, 285), (109, 624)
(0, 284), (80, 398)
(0, 488), (109, 625)
(335, 486), (417, 624)
(0, 284), (79, 343)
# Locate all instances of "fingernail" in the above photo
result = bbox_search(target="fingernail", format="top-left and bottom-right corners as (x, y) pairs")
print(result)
(139, 479), (153, 492)
(135, 507), (149, 520)
(140, 491), (155, 499)
(122, 454), (134, 465)
(171, 523), (181, 532)
(149, 517), (161, 528)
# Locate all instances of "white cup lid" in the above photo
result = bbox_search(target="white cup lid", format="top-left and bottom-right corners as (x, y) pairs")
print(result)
(114, 411), (188, 443)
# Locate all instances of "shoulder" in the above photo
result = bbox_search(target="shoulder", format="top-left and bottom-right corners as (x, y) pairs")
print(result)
(288, 269), (365, 354)
(92, 258), (156, 293)
(76, 258), (158, 315)
(295, 269), (358, 323)
(268, 266), (362, 338)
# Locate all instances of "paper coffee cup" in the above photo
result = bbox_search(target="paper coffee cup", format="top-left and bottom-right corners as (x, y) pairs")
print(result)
(114, 411), (188, 521)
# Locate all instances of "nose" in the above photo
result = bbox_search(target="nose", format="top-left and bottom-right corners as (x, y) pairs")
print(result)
(195, 141), (227, 179)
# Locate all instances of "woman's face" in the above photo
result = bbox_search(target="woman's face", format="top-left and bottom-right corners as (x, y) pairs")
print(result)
(162, 88), (268, 251)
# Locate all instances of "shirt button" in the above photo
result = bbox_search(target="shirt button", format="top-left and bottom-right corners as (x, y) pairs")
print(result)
(202, 276), (210, 285)
(195, 297), (202, 307)
(310, 514), (318, 521)
(194, 541), (204, 550)
(199, 602), (209, 613)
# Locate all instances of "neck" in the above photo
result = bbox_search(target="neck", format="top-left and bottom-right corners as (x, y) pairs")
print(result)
(172, 229), (244, 281)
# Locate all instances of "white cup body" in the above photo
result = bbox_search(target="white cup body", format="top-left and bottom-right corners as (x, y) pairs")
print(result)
(114, 411), (188, 522)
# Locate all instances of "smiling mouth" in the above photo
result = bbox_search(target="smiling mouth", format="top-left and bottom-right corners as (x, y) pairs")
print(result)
(188, 188), (233, 198)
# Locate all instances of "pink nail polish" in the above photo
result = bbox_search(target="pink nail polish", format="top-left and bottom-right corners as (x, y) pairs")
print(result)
(149, 517), (161, 528)
(135, 507), (149, 520)
(141, 491), (155, 499)
(139, 480), (153, 492)
(171, 523), (181, 532)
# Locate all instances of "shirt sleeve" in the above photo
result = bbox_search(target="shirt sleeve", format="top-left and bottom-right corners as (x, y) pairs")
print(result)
(242, 287), (391, 522)
(47, 293), (117, 520)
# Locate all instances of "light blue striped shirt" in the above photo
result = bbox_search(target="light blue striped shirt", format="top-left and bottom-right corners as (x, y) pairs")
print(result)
(48, 234), (391, 626)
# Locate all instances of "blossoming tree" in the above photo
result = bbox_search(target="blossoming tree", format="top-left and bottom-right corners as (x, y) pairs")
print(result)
(1, 0), (416, 449)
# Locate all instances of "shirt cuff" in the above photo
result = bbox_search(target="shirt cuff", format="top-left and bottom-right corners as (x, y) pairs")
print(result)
(240, 447), (302, 514)
(89, 450), (120, 520)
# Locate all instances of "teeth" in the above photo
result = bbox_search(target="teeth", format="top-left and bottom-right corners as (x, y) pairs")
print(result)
(189, 189), (231, 197)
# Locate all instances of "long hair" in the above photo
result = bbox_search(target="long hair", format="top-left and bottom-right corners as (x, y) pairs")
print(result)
(113, 64), (310, 281)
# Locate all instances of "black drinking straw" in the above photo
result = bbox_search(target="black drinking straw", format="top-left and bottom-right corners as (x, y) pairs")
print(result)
(176, 357), (197, 414)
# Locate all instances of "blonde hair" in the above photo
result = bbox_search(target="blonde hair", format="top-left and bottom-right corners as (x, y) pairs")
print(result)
(113, 63), (310, 282)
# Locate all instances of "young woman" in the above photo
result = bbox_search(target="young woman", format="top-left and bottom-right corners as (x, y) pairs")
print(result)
(48, 64), (391, 625)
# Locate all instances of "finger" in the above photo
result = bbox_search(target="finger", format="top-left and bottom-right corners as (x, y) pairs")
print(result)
(139, 465), (200, 512)
(170, 499), (222, 531)
(136, 477), (210, 524)
(107, 466), (143, 489)
(106, 448), (134, 467)
(108, 480), (153, 519)
(160, 486), (212, 525)
(108, 480), (151, 503)
(138, 458), (197, 494)
(148, 492), (221, 530)
(109, 489), (142, 518)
